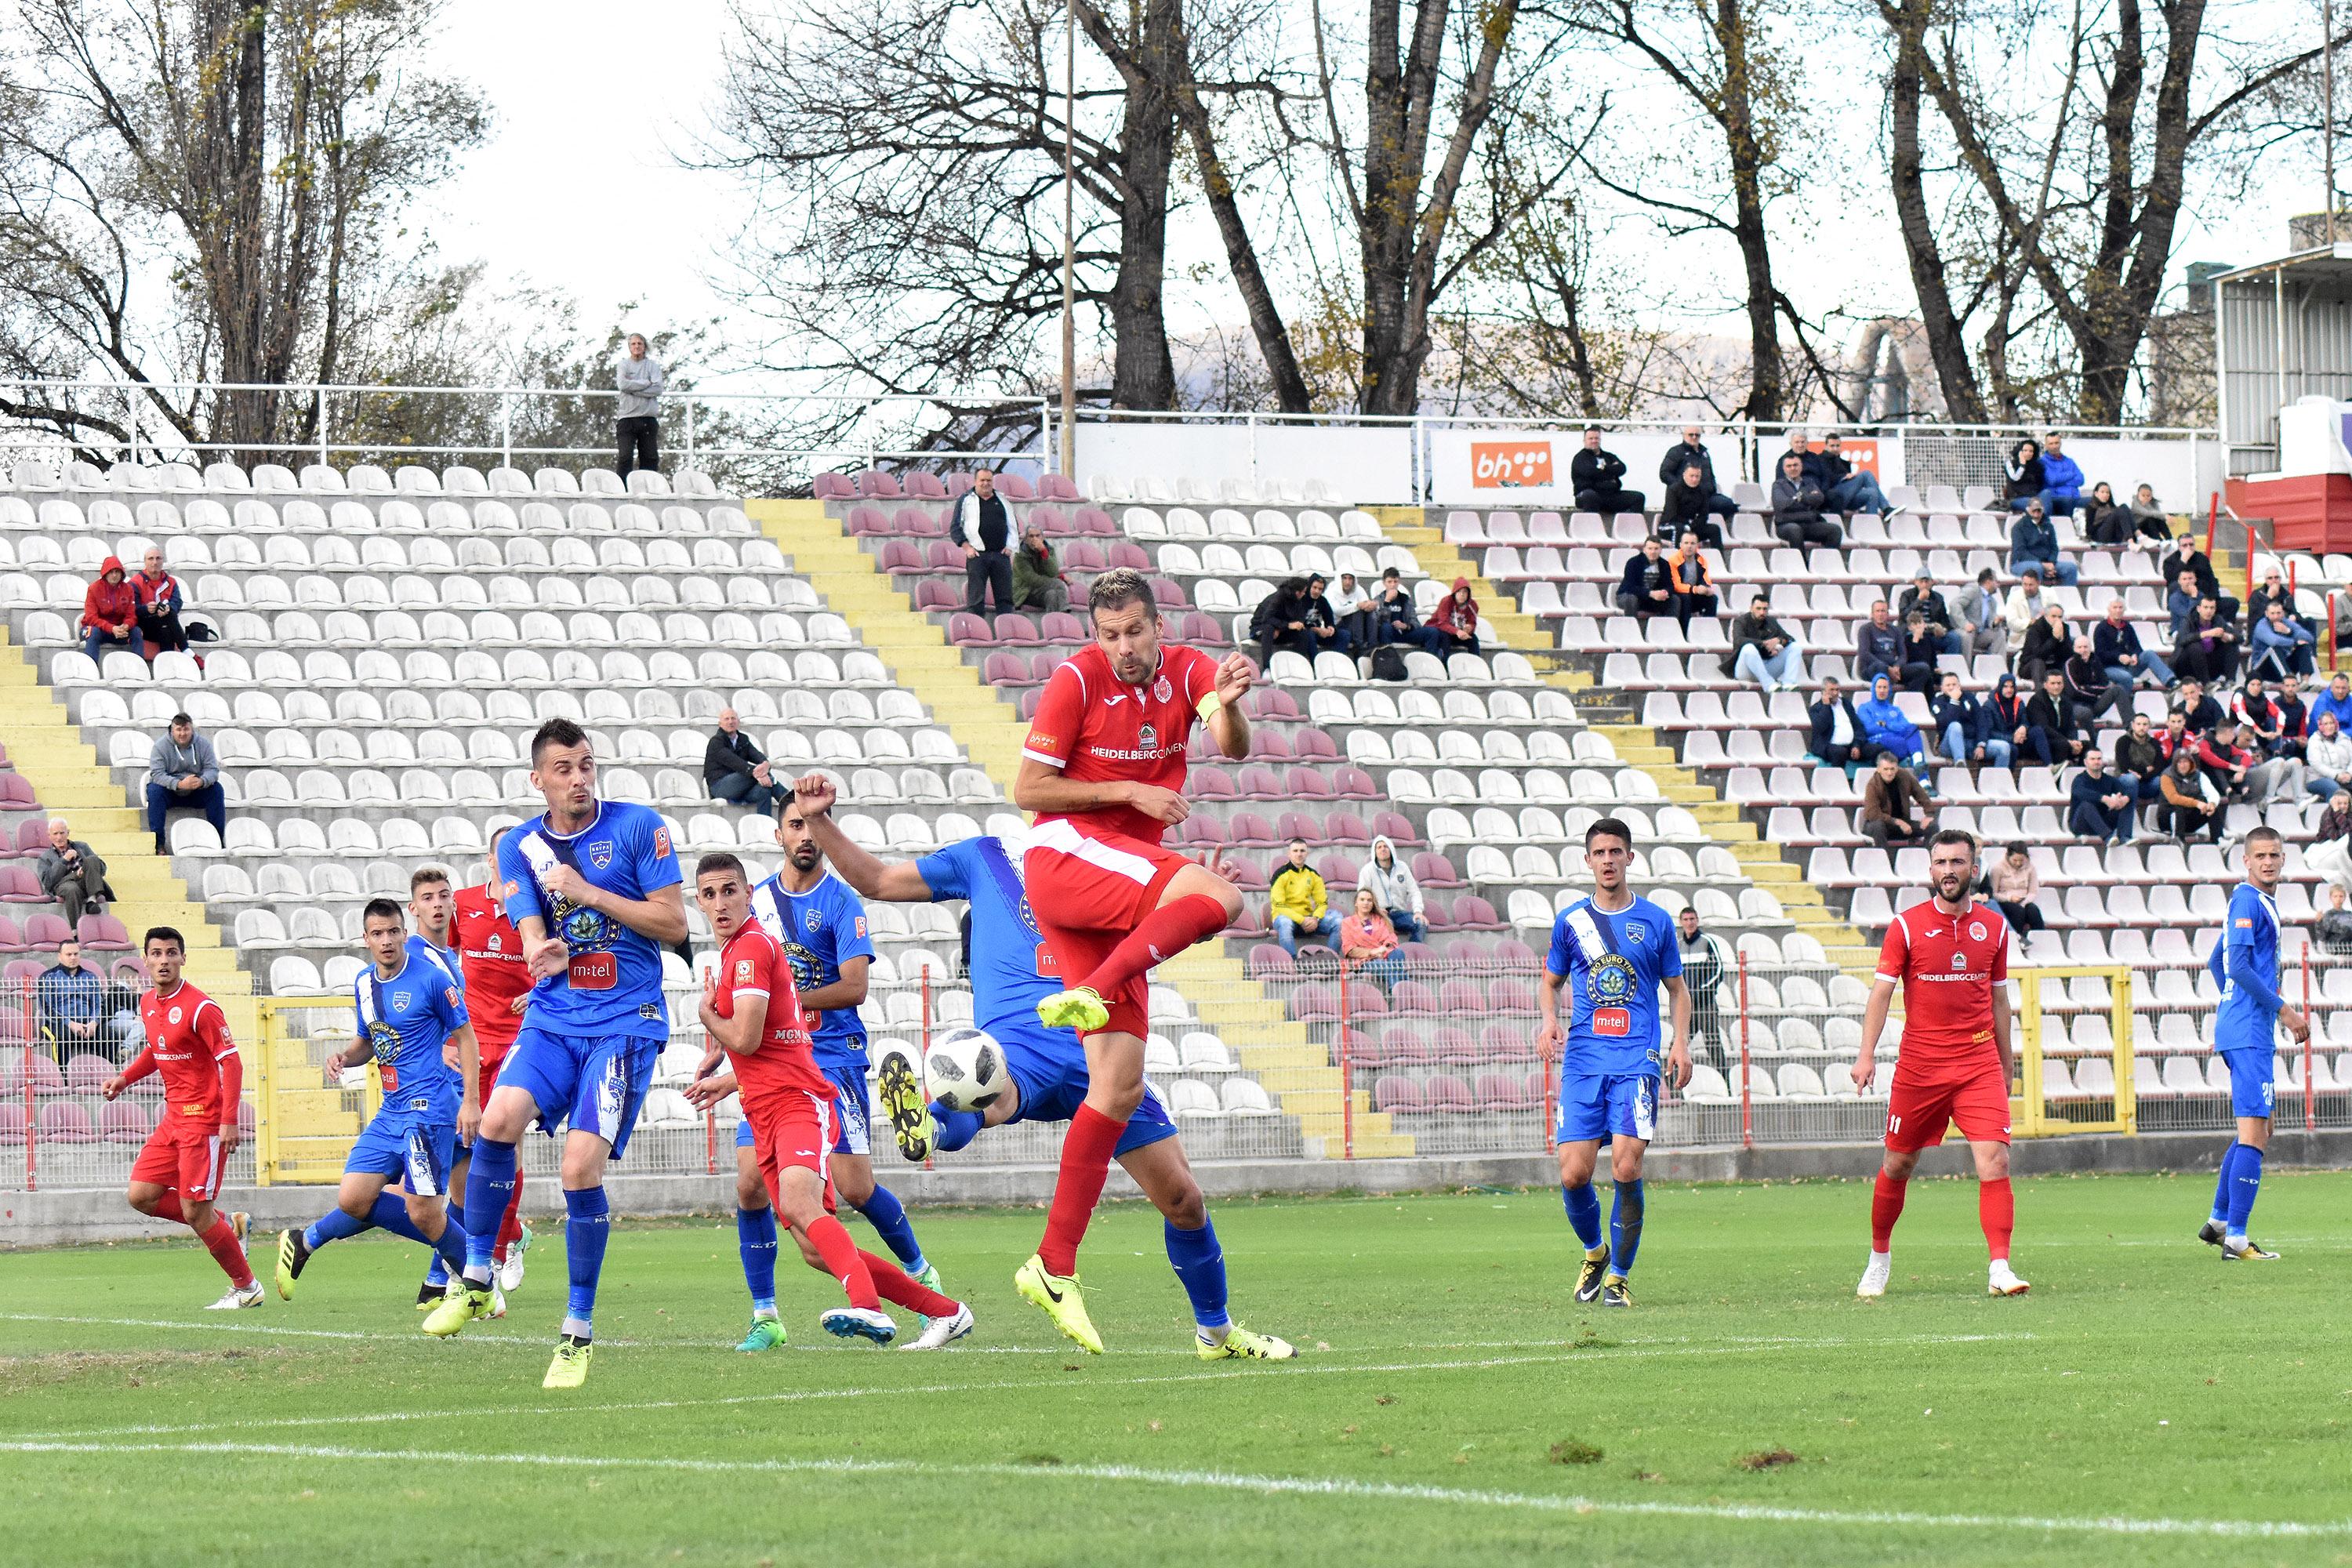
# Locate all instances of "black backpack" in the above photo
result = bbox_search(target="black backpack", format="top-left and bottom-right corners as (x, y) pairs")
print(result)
(1370, 644), (1410, 681)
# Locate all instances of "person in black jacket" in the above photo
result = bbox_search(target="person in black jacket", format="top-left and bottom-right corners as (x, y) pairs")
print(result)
(1369, 566), (1420, 647)
(1769, 452), (1842, 548)
(1617, 536), (1675, 619)
(1252, 576), (1318, 662)
(2002, 437), (2045, 511)
(1657, 424), (1737, 518)
(705, 708), (788, 810)
(1659, 464), (1727, 550)
(2160, 541), (2239, 623)
(2024, 670), (2087, 765)
(1570, 427), (1643, 514)
(1807, 676), (1867, 769)
(949, 466), (1016, 621)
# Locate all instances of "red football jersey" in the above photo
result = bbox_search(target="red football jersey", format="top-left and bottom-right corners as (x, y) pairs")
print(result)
(452, 884), (529, 1053)
(713, 924), (828, 1105)
(1022, 642), (1221, 844)
(1875, 897), (2009, 1073)
(136, 981), (237, 1123)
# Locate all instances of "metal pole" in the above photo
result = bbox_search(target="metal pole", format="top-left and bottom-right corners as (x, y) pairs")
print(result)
(684, 394), (697, 470)
(1058, 1), (1077, 479)
(501, 394), (513, 469)
(1337, 964), (1354, 1158)
(317, 387), (328, 467)
(1737, 951), (1753, 1149)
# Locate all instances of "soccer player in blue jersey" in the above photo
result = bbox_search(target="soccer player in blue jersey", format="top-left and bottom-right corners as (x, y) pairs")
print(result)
(1536, 817), (1692, 1309)
(766, 774), (1294, 1358)
(2200, 825), (2308, 1261)
(275, 898), (482, 1305)
(423, 717), (688, 1390)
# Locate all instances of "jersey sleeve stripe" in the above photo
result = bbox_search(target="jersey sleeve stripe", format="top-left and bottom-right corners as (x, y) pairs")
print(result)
(1021, 746), (1068, 768)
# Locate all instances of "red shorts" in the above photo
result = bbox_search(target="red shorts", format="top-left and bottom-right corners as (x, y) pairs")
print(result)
(475, 1044), (513, 1106)
(129, 1117), (225, 1200)
(1024, 824), (1189, 1038)
(748, 1088), (838, 1214)
(1885, 1065), (2012, 1152)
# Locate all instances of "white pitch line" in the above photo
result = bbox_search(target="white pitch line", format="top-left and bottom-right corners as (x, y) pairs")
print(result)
(1, 1439), (2343, 1541)
(0, 1311), (638, 1348)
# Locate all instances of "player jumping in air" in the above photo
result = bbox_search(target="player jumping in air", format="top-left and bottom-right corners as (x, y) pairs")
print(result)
(2198, 825), (2306, 1261)
(423, 717), (688, 1389)
(1012, 567), (1254, 1350)
(779, 776), (1294, 1358)
(448, 831), (535, 1292)
(277, 898), (484, 1306)
(1536, 818), (1692, 1309)
(1853, 829), (2030, 1298)
(103, 926), (260, 1309)
(691, 853), (971, 1348)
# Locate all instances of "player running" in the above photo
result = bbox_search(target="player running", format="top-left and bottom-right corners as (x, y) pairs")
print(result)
(423, 717), (688, 1390)
(449, 832), (535, 1291)
(785, 775), (1294, 1358)
(1536, 818), (1692, 1309)
(1852, 829), (2029, 1299)
(691, 853), (971, 1348)
(2198, 825), (2306, 1261)
(276, 898), (484, 1305)
(1012, 567), (1254, 1348)
(102, 926), (260, 1309)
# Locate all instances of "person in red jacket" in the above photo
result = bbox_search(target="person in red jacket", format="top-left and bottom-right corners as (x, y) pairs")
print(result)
(1417, 576), (1482, 658)
(132, 546), (190, 657)
(79, 556), (144, 664)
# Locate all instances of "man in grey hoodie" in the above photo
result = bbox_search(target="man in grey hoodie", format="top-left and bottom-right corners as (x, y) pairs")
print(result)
(615, 332), (664, 477)
(1357, 835), (1425, 943)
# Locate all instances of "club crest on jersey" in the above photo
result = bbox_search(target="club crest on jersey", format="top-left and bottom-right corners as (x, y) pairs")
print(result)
(488, 935), (502, 950)
(169, 1006), (183, 1025)
(804, 906), (823, 933)
(735, 959), (754, 982)
(587, 839), (615, 870)
(1967, 921), (1985, 941)
(1154, 675), (1174, 703)
(1626, 921), (1647, 943)
(392, 991), (412, 1014)
(652, 826), (671, 858)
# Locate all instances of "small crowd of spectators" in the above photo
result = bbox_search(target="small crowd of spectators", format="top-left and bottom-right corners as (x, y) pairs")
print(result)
(1268, 834), (1427, 984)
(78, 546), (192, 664)
(1253, 568), (1482, 669)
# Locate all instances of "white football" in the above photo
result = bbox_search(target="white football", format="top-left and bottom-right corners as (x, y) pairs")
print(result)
(924, 1026), (1011, 1112)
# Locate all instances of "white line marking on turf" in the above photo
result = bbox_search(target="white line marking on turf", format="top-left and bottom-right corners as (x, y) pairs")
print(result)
(0, 1312), (641, 1348)
(2, 1439), (2343, 1541)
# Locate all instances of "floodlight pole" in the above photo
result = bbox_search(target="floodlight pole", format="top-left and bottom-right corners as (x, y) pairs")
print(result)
(1059, 0), (1077, 477)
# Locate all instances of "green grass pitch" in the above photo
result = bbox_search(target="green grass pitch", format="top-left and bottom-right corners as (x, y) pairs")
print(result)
(3, 1171), (2348, 1566)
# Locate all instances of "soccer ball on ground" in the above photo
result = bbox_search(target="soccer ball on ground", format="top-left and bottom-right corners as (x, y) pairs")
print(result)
(924, 1026), (1011, 1112)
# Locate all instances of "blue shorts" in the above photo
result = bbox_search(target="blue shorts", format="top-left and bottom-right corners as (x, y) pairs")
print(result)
(824, 1060), (872, 1156)
(2221, 1047), (2276, 1120)
(998, 1025), (1179, 1155)
(346, 1112), (458, 1198)
(1554, 1072), (1660, 1147)
(495, 1027), (662, 1160)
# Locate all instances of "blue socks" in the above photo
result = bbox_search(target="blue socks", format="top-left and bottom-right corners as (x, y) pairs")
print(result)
(854, 1184), (927, 1274)
(306, 1196), (463, 1273)
(461, 1138), (519, 1281)
(738, 1204), (779, 1314)
(2226, 1143), (2264, 1238)
(563, 1187), (611, 1338)
(1610, 1180), (1646, 1276)
(1563, 1184), (1602, 1250)
(2211, 1142), (2243, 1223)
(928, 1102), (985, 1153)
(1163, 1217), (1229, 1329)
(303, 1206), (369, 1252)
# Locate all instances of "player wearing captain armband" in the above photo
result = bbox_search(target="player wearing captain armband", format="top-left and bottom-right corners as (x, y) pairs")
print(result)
(2198, 825), (2307, 1262)
(1537, 817), (1692, 1310)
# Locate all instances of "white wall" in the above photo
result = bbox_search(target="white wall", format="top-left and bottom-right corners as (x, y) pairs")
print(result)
(1073, 423), (1414, 503)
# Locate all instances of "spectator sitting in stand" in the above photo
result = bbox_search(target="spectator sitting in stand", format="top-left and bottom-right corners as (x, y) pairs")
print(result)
(1898, 611), (1944, 695)
(1657, 424), (1737, 518)
(1660, 463), (1729, 550)
(1617, 536), (1675, 621)
(2035, 433), (2085, 517)
(1419, 578), (1482, 659)
(132, 546), (189, 659)
(2231, 676), (2287, 757)
(78, 555), (143, 664)
(1301, 574), (1345, 658)
(2310, 790), (2352, 890)
(2016, 602), (2072, 689)
(2157, 710), (2195, 768)
(35, 818), (111, 927)
(1853, 600), (1906, 688)
(1726, 594), (1803, 691)
(2113, 712), (2168, 800)
(1857, 673), (1930, 772)
(1676, 906), (1732, 1071)
(2246, 568), (2310, 634)
(2304, 710), (2352, 801)
(2024, 670), (2087, 765)
(2065, 635), (2129, 727)
(2274, 673), (2310, 756)
(1985, 673), (2028, 770)
(1769, 452), (1842, 549)
(2171, 678), (2225, 735)
(2002, 438), (2045, 512)
(2002, 567), (2047, 643)
(2194, 719), (2259, 802)
(1817, 430), (1892, 515)
(2319, 884), (2352, 952)
(1666, 530), (1717, 626)
(2008, 498), (2078, 586)
(1898, 571), (1963, 657)
(1370, 567), (1420, 647)
(1337, 887), (1406, 990)
(1012, 522), (1069, 613)
(36, 938), (110, 1063)
(2249, 600), (2317, 681)
(1570, 427), (1644, 514)
(1988, 842), (2044, 933)
(2129, 484), (2175, 547)
(2082, 481), (2136, 546)
(1252, 575), (1317, 663)
(1331, 571), (1376, 653)
(1806, 676), (1868, 772)
(2093, 597), (2174, 693)
(2313, 670), (2352, 735)
(1959, 567), (2008, 657)
(704, 707), (787, 811)
(2067, 750), (2136, 844)
(1932, 670), (2008, 768)
(2172, 596), (2240, 687)
(1269, 837), (1340, 956)
(2160, 748), (2225, 841)
(146, 711), (223, 854)
(1359, 834), (1425, 944)
(1860, 750), (1936, 848)
(2160, 539), (2238, 622)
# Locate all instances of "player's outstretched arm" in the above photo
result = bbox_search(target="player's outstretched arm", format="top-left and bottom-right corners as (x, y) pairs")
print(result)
(1206, 652), (1254, 760)
(1852, 978), (1897, 1091)
(103, 1046), (158, 1100)
(792, 775), (935, 903)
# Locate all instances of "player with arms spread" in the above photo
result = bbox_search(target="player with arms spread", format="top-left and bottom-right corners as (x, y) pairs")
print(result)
(103, 926), (260, 1309)
(1853, 829), (2029, 1298)
(1536, 818), (1692, 1309)
(1012, 567), (1254, 1349)
(423, 718), (688, 1390)
(2198, 825), (2305, 1261)
(783, 775), (1294, 1359)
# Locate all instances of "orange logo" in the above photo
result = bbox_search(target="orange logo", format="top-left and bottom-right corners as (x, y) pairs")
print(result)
(1471, 440), (1552, 488)
(652, 826), (672, 858)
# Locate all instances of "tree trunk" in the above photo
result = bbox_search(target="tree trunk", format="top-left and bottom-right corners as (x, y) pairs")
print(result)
(1358, 0), (1450, 416)
(1172, 67), (1311, 412)
(1882, 0), (1987, 423)
(1715, 0), (1782, 424)
(1081, 0), (1180, 411)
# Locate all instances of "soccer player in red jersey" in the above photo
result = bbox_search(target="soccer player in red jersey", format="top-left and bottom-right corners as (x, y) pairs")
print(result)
(103, 926), (261, 1308)
(452, 829), (534, 1287)
(1012, 568), (1254, 1350)
(1850, 829), (2031, 1298)
(691, 853), (971, 1348)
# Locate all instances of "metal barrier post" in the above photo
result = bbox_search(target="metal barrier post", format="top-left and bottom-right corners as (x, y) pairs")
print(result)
(317, 387), (328, 466)
(500, 394), (514, 468)
(1337, 963), (1355, 1160)
(21, 1039), (34, 1192)
(1737, 950), (1752, 1149)
(252, 999), (274, 1186)
(2018, 972), (2044, 1135)
(2304, 955), (2316, 1127)
(2112, 967), (2136, 1135)
(684, 395), (697, 468)
(919, 963), (935, 1171)
(2333, 591), (2340, 670)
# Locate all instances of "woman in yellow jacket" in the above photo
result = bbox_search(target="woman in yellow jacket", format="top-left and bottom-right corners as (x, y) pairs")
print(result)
(1269, 838), (1339, 956)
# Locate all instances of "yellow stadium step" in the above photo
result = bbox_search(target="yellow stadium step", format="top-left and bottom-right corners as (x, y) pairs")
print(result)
(753, 499), (1398, 1156)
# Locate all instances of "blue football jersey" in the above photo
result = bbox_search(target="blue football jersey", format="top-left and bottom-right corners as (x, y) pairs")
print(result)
(915, 836), (1069, 1047)
(356, 942), (470, 1120)
(1545, 895), (1682, 1076)
(2209, 883), (2283, 1050)
(497, 799), (681, 1033)
(751, 870), (877, 1073)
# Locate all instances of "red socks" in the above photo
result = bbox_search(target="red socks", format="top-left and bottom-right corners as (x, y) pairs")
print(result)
(199, 1217), (255, 1288)
(861, 1250), (959, 1318)
(1038, 1102), (1130, 1275)
(1978, 1178), (2013, 1262)
(494, 1169), (526, 1261)
(1871, 1172), (1907, 1251)
(1080, 894), (1229, 999)
(806, 1215), (879, 1308)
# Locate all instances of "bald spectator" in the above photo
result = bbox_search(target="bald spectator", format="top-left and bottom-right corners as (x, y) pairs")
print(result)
(704, 708), (787, 811)
(36, 938), (110, 1063)
(615, 332), (664, 477)
(132, 546), (189, 659)
(1657, 424), (1737, 519)
(147, 712), (223, 854)
(35, 818), (111, 927)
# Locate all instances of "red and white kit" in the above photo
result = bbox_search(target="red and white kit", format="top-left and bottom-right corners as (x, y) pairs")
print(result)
(1875, 898), (2012, 1152)
(452, 882), (528, 1099)
(711, 921), (834, 1210)
(125, 980), (239, 1201)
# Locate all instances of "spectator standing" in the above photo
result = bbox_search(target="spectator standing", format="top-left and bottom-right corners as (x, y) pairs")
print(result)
(704, 708), (787, 811)
(1369, 568), (1420, 648)
(1012, 523), (1069, 613)
(1769, 452), (1842, 548)
(1806, 676), (1867, 771)
(1675, 906), (1731, 1069)
(1253, 576), (1316, 663)
(1337, 887), (1406, 990)
(1331, 572), (1376, 652)
(1660, 464), (1728, 550)
(1898, 572), (1963, 656)
(79, 556), (143, 664)
(1269, 838), (1339, 956)
(1657, 425), (1737, 518)
(1857, 673), (1929, 770)
(2002, 438), (2045, 512)
(1726, 593), (1803, 691)
(1853, 601), (1906, 688)
(2002, 568), (2047, 642)
(2082, 482), (2135, 546)
(36, 818), (111, 927)
(2093, 598), (2174, 692)
(1666, 531), (1717, 626)
(1817, 431), (1893, 515)
(2318, 884), (2352, 952)
(2035, 434), (2085, 517)
(2024, 670), (2087, 765)
(1617, 536), (1675, 620)
(1419, 578), (1481, 659)
(147, 712), (223, 854)
(2305, 711), (2352, 800)
(132, 547), (189, 659)
(2067, 751), (2136, 844)
(2250, 601), (2317, 680)
(2160, 749), (2225, 840)
(1860, 751), (1936, 848)
(2008, 499), (2078, 586)
(1958, 568), (2007, 657)
(949, 469), (1015, 623)
(614, 332), (663, 477)
(1359, 835), (1425, 944)
(36, 938), (109, 1062)
(2016, 603), (2071, 688)
(2112, 713), (2168, 800)
(2172, 597), (2240, 687)
(1570, 428), (1644, 514)
(1988, 844), (2045, 934)
(2129, 484), (2174, 547)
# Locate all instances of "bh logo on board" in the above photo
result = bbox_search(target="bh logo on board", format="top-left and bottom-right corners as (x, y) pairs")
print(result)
(1471, 439), (1552, 488)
